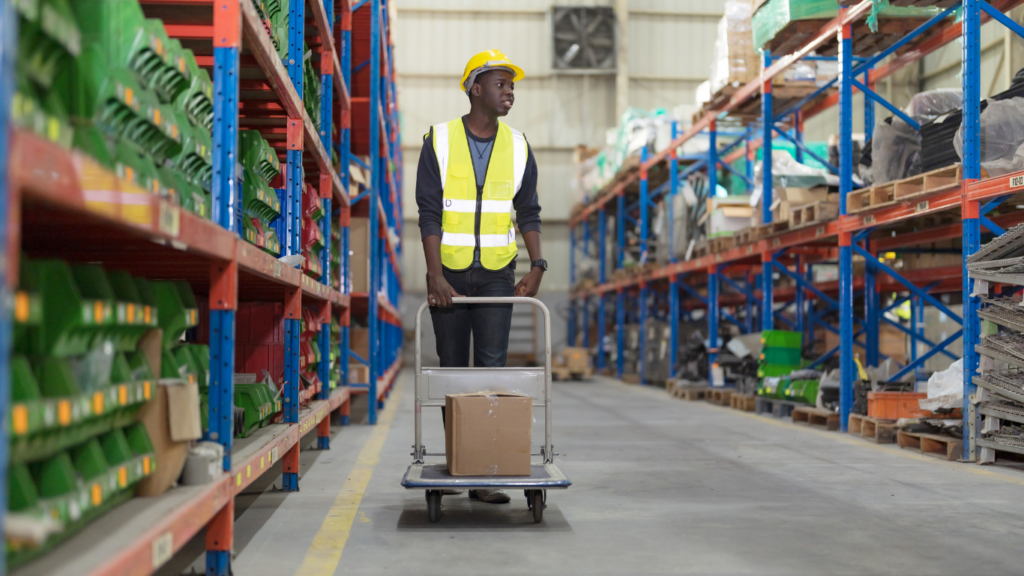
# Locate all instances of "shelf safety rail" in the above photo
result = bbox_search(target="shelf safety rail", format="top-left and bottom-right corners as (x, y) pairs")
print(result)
(568, 0), (1024, 452)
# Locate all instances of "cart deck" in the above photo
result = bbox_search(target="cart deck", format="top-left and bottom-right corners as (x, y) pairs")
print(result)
(402, 463), (571, 490)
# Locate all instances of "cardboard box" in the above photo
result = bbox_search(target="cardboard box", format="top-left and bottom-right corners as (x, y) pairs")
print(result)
(135, 330), (188, 497)
(350, 327), (369, 359)
(349, 363), (369, 384)
(445, 392), (532, 476)
(562, 347), (591, 373)
(350, 217), (370, 293)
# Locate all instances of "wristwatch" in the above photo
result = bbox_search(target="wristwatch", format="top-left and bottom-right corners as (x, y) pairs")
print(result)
(531, 259), (548, 271)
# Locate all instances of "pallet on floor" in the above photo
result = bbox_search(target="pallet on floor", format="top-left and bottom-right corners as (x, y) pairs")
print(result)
(792, 406), (840, 431)
(553, 366), (594, 381)
(622, 373), (641, 385)
(755, 397), (806, 418)
(897, 430), (962, 461)
(730, 393), (756, 412)
(708, 388), (733, 406)
(847, 414), (898, 444)
(669, 384), (710, 401)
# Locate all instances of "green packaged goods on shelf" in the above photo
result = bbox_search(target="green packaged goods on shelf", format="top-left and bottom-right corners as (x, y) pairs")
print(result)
(11, 85), (75, 149)
(71, 0), (188, 103)
(235, 379), (277, 438)
(175, 50), (213, 131)
(785, 378), (819, 404)
(7, 423), (155, 568)
(760, 330), (802, 350)
(757, 362), (801, 379)
(760, 347), (802, 366)
(751, 0), (946, 49)
(151, 280), (199, 348)
(27, 259), (114, 357)
(14, 0), (81, 90)
(240, 130), (281, 181)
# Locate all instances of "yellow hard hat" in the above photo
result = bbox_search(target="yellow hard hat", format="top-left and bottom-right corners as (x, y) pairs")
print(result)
(460, 49), (525, 93)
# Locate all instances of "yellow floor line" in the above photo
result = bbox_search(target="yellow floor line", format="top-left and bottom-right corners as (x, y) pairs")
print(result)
(610, 378), (1024, 487)
(293, 383), (403, 576)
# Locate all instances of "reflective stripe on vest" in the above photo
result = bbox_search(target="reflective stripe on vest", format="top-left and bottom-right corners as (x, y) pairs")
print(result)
(433, 119), (528, 271)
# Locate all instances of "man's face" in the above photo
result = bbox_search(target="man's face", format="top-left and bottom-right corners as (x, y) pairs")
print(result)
(472, 70), (515, 116)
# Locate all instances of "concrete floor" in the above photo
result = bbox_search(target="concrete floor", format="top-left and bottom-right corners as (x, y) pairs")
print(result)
(220, 374), (1024, 575)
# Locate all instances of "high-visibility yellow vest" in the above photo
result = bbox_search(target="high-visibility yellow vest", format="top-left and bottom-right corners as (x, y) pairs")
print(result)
(432, 118), (528, 271)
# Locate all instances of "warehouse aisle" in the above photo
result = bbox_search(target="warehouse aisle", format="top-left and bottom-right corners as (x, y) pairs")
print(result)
(230, 374), (1024, 575)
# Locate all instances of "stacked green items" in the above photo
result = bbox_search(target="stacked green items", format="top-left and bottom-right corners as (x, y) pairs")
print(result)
(240, 130), (283, 255)
(784, 375), (820, 405)
(303, 43), (322, 131)
(751, 0), (947, 50)
(150, 280), (209, 431)
(8, 258), (158, 566)
(11, 0), (81, 148)
(6, 423), (155, 567)
(330, 317), (341, 389)
(756, 330), (802, 397)
(53, 0), (213, 218)
(251, 0), (284, 53)
(234, 372), (279, 438)
(330, 225), (341, 291)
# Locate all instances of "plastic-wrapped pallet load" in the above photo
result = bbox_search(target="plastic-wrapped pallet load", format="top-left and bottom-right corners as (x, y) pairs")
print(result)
(710, 0), (758, 94)
(873, 88), (962, 184)
(954, 97), (1024, 177)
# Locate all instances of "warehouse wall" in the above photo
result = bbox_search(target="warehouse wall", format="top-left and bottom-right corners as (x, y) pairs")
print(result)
(395, 0), (726, 295)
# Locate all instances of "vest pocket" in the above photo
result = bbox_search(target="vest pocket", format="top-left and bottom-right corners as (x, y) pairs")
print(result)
(486, 181), (513, 199)
(448, 164), (472, 199)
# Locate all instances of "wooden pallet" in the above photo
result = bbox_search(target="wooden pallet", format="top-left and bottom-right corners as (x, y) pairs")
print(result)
(693, 240), (710, 259)
(622, 373), (641, 385)
(755, 397), (805, 418)
(897, 430), (963, 461)
(730, 393), (756, 412)
(860, 416), (898, 444)
(734, 226), (762, 247)
(553, 366), (594, 381)
(792, 406), (840, 431)
(789, 201), (838, 229)
(848, 164), (983, 215)
(708, 388), (733, 406)
(670, 385), (710, 401)
(708, 236), (736, 254)
(763, 17), (934, 58)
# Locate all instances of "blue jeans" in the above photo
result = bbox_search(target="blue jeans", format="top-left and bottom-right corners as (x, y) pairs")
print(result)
(430, 263), (515, 368)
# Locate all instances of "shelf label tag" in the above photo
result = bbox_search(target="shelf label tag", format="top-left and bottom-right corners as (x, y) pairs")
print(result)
(158, 203), (180, 237)
(772, 238), (781, 247)
(864, 214), (875, 225)
(1011, 175), (1024, 189)
(915, 200), (929, 213)
(152, 532), (173, 568)
(816, 226), (825, 237)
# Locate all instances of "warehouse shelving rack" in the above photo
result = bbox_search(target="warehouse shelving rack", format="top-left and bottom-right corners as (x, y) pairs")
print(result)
(568, 0), (1023, 460)
(0, 0), (402, 574)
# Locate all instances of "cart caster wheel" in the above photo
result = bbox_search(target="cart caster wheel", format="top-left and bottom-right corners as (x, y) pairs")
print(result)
(427, 490), (442, 523)
(530, 490), (544, 523)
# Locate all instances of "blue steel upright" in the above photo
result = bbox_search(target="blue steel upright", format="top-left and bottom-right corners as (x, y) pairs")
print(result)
(0, 4), (16, 571)
(837, 13), (855, 432)
(638, 149), (649, 382)
(707, 267), (719, 386)
(596, 210), (607, 369)
(367, 0), (381, 423)
(761, 49), (774, 332)
(340, 1), (353, 393)
(961, 0), (982, 460)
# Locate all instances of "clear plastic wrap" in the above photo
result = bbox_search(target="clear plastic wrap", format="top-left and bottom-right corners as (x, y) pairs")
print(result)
(873, 88), (962, 183)
(710, 0), (758, 95)
(954, 97), (1024, 177)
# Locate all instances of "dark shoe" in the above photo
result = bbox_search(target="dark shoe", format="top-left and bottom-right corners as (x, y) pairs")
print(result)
(442, 489), (465, 495)
(468, 489), (511, 503)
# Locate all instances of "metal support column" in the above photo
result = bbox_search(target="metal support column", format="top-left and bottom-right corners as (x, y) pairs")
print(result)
(865, 239), (879, 367)
(367, 0), (382, 424)
(708, 266), (719, 386)
(638, 283), (648, 383)
(669, 121), (678, 263)
(670, 275), (679, 377)
(795, 256), (805, 344)
(708, 121), (717, 199)
(838, 13), (855, 432)
(761, 49), (774, 332)
(616, 289), (625, 378)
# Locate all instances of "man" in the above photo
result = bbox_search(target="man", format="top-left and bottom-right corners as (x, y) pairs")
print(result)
(416, 50), (547, 504)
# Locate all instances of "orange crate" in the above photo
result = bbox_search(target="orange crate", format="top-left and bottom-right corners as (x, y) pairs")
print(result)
(867, 391), (929, 420)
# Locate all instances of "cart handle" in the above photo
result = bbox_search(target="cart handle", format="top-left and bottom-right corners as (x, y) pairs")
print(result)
(414, 297), (554, 463)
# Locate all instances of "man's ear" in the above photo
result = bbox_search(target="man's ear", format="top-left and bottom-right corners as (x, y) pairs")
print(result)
(470, 83), (481, 99)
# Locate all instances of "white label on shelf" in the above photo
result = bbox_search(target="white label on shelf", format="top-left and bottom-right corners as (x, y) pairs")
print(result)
(152, 532), (173, 568)
(915, 201), (929, 213)
(274, 261), (282, 278)
(864, 215), (875, 225)
(816, 226), (825, 237)
(158, 203), (180, 237)
(772, 238), (780, 247)
(1011, 175), (1024, 189)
